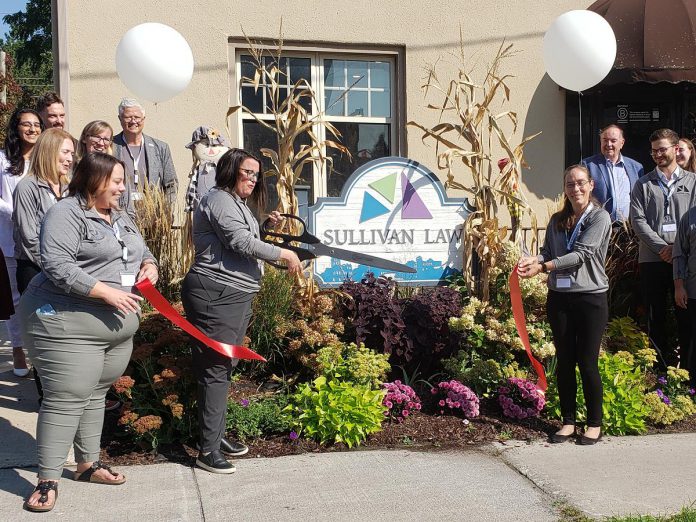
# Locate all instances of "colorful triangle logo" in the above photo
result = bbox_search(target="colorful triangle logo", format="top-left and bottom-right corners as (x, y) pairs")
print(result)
(401, 173), (432, 219)
(368, 173), (397, 203)
(359, 191), (390, 223)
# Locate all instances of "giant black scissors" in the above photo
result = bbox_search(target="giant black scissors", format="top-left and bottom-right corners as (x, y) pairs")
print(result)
(261, 214), (416, 273)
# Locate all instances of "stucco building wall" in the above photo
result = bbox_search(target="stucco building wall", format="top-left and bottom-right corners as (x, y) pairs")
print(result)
(62, 0), (588, 220)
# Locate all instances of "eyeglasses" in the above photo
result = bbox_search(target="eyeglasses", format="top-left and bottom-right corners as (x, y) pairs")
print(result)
(650, 146), (675, 156)
(565, 180), (590, 189)
(89, 135), (112, 144)
(240, 168), (260, 181)
(121, 116), (143, 123)
(18, 122), (41, 129)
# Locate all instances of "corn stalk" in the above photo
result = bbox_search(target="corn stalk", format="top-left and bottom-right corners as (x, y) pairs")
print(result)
(408, 41), (540, 301)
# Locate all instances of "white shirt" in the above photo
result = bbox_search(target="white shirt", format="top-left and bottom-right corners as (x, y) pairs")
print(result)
(0, 151), (28, 257)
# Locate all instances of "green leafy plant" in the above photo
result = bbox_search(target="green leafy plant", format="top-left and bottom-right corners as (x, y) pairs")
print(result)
(315, 341), (391, 389)
(544, 351), (650, 435)
(285, 376), (386, 448)
(442, 353), (527, 398)
(226, 395), (292, 442)
(605, 316), (651, 354)
(645, 367), (696, 426)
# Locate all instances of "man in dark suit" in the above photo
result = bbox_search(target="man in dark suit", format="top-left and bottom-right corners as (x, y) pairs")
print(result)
(582, 124), (644, 221)
(112, 98), (178, 207)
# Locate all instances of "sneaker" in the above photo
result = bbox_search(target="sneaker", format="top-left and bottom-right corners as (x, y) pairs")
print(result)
(220, 438), (248, 457)
(195, 450), (235, 474)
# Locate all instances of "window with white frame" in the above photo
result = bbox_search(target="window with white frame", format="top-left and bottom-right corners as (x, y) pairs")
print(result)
(236, 49), (398, 205)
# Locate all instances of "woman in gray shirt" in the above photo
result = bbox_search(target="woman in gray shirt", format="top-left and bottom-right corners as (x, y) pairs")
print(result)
(518, 164), (611, 446)
(182, 148), (300, 474)
(20, 152), (158, 512)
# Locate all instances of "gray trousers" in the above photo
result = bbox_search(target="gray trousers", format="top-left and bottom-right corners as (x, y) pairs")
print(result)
(181, 272), (254, 453)
(19, 291), (139, 479)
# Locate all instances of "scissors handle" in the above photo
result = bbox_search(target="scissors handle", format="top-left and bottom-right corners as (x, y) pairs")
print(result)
(261, 214), (316, 270)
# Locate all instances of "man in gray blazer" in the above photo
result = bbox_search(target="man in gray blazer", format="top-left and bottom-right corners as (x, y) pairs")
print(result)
(582, 124), (644, 222)
(112, 98), (178, 206)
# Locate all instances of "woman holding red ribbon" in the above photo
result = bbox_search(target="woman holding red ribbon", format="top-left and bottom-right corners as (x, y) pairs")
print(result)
(19, 152), (157, 512)
(517, 164), (611, 446)
(182, 148), (301, 474)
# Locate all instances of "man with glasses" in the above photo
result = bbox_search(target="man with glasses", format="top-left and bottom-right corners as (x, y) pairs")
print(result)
(630, 128), (696, 370)
(112, 98), (177, 205)
(582, 124), (644, 222)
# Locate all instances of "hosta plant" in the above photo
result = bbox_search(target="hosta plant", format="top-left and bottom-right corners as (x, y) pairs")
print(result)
(285, 376), (387, 448)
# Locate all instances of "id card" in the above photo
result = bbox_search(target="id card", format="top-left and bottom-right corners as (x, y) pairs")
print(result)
(662, 222), (677, 233)
(120, 273), (136, 287)
(556, 276), (572, 289)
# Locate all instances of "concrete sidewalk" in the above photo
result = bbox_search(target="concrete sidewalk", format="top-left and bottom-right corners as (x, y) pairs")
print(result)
(2, 321), (695, 520)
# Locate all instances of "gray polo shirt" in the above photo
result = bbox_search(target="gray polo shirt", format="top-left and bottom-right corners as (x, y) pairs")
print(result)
(27, 195), (156, 307)
(630, 167), (696, 263)
(538, 205), (612, 294)
(673, 207), (696, 299)
(189, 188), (280, 293)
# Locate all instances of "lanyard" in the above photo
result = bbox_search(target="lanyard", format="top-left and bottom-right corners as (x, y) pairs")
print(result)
(102, 220), (128, 266)
(125, 142), (144, 186)
(657, 178), (677, 218)
(566, 203), (594, 252)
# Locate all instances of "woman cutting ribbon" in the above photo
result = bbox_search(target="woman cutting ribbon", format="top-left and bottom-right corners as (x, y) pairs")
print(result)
(517, 165), (611, 446)
(182, 148), (301, 474)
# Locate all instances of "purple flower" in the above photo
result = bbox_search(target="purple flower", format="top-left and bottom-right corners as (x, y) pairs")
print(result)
(689, 388), (695, 396)
(240, 399), (250, 407)
(658, 376), (668, 385)
(289, 431), (299, 440)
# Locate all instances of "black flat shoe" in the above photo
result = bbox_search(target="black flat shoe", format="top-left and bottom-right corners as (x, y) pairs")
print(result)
(577, 432), (602, 445)
(220, 438), (248, 457)
(549, 431), (576, 443)
(195, 449), (236, 474)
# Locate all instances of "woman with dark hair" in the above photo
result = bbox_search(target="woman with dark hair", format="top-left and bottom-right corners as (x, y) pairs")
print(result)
(182, 148), (301, 474)
(677, 137), (696, 173)
(19, 152), (157, 512)
(517, 165), (611, 446)
(0, 108), (43, 376)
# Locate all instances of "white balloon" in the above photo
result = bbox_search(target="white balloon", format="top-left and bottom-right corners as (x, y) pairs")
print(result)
(543, 10), (616, 92)
(115, 23), (194, 103)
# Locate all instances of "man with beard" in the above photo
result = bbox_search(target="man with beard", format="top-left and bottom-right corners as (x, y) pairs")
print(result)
(630, 128), (696, 369)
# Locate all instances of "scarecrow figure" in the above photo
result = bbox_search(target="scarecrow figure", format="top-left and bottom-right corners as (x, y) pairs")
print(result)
(184, 126), (230, 212)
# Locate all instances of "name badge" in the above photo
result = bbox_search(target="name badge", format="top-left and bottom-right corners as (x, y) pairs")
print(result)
(120, 273), (136, 287)
(662, 222), (677, 233)
(556, 276), (572, 289)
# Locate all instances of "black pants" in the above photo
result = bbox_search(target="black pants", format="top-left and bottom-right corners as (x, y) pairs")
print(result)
(547, 290), (608, 428)
(15, 258), (43, 402)
(687, 299), (696, 387)
(640, 262), (691, 369)
(181, 272), (255, 453)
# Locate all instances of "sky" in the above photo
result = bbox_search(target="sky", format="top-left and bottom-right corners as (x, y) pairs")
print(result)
(0, 0), (29, 39)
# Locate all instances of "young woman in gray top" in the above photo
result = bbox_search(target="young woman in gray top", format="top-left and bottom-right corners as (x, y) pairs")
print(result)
(518, 165), (611, 446)
(182, 148), (301, 474)
(20, 153), (158, 512)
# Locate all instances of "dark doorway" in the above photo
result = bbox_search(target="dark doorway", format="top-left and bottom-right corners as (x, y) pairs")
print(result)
(565, 82), (696, 168)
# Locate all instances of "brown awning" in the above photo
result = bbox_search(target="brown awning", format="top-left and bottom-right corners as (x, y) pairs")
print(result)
(589, 0), (696, 83)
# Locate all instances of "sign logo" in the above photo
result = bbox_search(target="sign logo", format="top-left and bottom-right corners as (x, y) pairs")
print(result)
(308, 156), (472, 286)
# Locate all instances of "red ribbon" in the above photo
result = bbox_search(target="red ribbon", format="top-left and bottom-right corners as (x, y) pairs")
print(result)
(509, 269), (547, 392)
(135, 279), (266, 361)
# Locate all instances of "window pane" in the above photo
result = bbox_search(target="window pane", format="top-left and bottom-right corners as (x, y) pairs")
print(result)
(324, 59), (346, 88)
(326, 123), (390, 197)
(241, 55), (256, 81)
(371, 90), (391, 118)
(347, 60), (368, 88)
(370, 61), (390, 89)
(289, 57), (311, 85)
(325, 88), (345, 116)
(242, 121), (314, 208)
(347, 90), (368, 117)
(241, 86), (263, 113)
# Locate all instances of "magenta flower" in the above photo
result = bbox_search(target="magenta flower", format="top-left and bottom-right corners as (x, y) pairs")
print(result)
(289, 431), (299, 440)
(497, 378), (545, 420)
(240, 399), (250, 407)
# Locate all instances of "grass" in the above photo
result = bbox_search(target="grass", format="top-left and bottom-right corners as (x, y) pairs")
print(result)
(555, 503), (696, 522)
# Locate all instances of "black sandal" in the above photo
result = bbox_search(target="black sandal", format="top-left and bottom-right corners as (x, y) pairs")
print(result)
(23, 480), (58, 512)
(74, 461), (126, 485)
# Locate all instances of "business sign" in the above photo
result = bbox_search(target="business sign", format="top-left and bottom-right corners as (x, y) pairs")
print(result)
(308, 156), (472, 287)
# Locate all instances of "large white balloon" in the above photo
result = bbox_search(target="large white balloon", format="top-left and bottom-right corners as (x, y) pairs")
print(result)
(543, 10), (616, 92)
(115, 23), (194, 103)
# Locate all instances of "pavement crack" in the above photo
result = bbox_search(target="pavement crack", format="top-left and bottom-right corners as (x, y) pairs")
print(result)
(189, 464), (206, 521)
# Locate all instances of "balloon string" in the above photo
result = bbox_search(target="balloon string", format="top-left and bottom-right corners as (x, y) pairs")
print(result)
(578, 90), (583, 162)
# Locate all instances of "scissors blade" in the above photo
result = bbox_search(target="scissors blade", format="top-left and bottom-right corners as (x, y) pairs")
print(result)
(308, 243), (416, 273)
